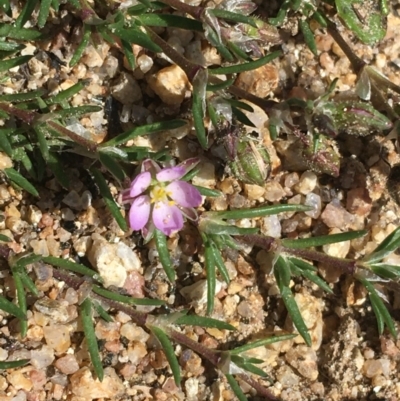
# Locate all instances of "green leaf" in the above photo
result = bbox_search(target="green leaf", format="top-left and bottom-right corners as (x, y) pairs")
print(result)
(363, 226), (400, 264)
(358, 277), (397, 338)
(0, 26), (45, 40)
(175, 314), (235, 330)
(370, 263), (400, 280)
(206, 78), (235, 92)
(209, 51), (281, 75)
(34, 125), (50, 162)
(154, 229), (176, 282)
(101, 120), (186, 147)
(0, 55), (32, 73)
(113, 27), (162, 53)
(92, 286), (165, 306)
(121, 38), (136, 70)
(38, 0), (52, 28)
(150, 326), (181, 385)
(0, 129), (12, 156)
(11, 253), (42, 270)
(42, 256), (102, 281)
(299, 19), (317, 55)
(224, 99), (254, 112)
(12, 273), (27, 337)
(230, 333), (297, 355)
(90, 168), (128, 232)
(205, 242), (216, 316)
(92, 301), (114, 323)
(275, 255), (291, 289)
(335, 0), (386, 45)
(46, 105), (102, 119)
(0, 296), (26, 319)
(225, 374), (248, 401)
(47, 152), (70, 189)
(99, 151), (126, 182)
(137, 14), (203, 31)
(211, 244), (230, 283)
(193, 185), (222, 197)
(0, 233), (11, 242)
(0, 89), (47, 102)
(282, 230), (367, 249)
(46, 81), (89, 105)
(81, 298), (104, 381)
(69, 25), (91, 67)
(15, 0), (38, 28)
(280, 286), (311, 346)
(18, 270), (40, 296)
(209, 9), (257, 27)
(232, 107), (256, 128)
(0, 360), (29, 369)
(209, 204), (312, 220)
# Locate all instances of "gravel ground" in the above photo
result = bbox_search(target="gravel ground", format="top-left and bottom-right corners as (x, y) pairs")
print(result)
(0, 2), (400, 401)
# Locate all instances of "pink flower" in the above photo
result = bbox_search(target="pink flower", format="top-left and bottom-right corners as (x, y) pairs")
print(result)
(123, 158), (202, 238)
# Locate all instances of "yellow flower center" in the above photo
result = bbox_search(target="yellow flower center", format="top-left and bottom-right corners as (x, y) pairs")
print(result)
(150, 186), (174, 205)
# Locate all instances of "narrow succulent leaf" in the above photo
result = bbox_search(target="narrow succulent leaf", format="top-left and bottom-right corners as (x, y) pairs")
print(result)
(299, 20), (317, 55)
(192, 68), (208, 149)
(209, 51), (281, 74)
(121, 38), (136, 70)
(0, 296), (26, 319)
(175, 314), (235, 330)
(209, 204), (312, 220)
(15, 0), (38, 28)
(1, 26), (45, 41)
(112, 27), (162, 53)
(358, 278), (397, 338)
(280, 286), (311, 346)
(47, 152), (70, 189)
(370, 294), (385, 335)
(0, 0), (11, 16)
(102, 120), (186, 147)
(362, 226), (400, 264)
(0, 89), (47, 102)
(286, 257), (316, 272)
(193, 185), (222, 197)
(34, 125), (50, 162)
(335, 0), (386, 45)
(69, 25), (91, 67)
(0, 55), (32, 72)
(0, 360), (29, 369)
(46, 81), (89, 105)
(206, 78), (235, 92)
(0, 42), (23, 51)
(12, 254), (42, 270)
(137, 14), (203, 31)
(275, 255), (291, 289)
(81, 298), (104, 381)
(150, 326), (181, 385)
(209, 9), (257, 27)
(300, 268), (333, 293)
(369, 264), (400, 280)
(229, 333), (297, 355)
(92, 285), (165, 306)
(225, 374), (248, 401)
(90, 168), (128, 231)
(238, 362), (268, 377)
(99, 152), (126, 182)
(224, 99), (254, 112)
(0, 129), (12, 156)
(205, 244), (216, 315)
(12, 273), (27, 337)
(42, 256), (102, 281)
(226, 41), (252, 61)
(38, 0), (52, 28)
(211, 244), (230, 283)
(92, 301), (114, 323)
(154, 229), (176, 282)
(0, 234), (11, 242)
(207, 100), (219, 128)
(282, 230), (367, 249)
(18, 270), (40, 296)
(47, 105), (102, 119)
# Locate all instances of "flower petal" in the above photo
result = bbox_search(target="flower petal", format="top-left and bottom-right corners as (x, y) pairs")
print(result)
(129, 195), (151, 231)
(130, 171), (151, 198)
(152, 202), (183, 236)
(177, 157), (200, 174)
(142, 159), (161, 174)
(166, 181), (202, 207)
(156, 166), (186, 182)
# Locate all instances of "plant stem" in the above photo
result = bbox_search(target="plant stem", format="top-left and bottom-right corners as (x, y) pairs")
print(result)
(159, 0), (203, 20)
